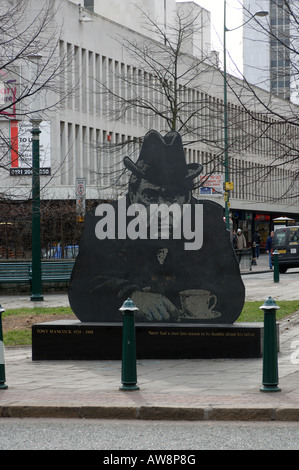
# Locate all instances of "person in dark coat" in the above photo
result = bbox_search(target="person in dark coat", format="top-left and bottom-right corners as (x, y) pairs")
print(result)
(68, 130), (245, 324)
(252, 231), (261, 258)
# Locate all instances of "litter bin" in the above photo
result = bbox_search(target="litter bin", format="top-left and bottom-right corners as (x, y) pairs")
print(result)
(234, 248), (252, 271)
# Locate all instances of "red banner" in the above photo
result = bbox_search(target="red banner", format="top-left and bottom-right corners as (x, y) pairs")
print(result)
(10, 120), (19, 167)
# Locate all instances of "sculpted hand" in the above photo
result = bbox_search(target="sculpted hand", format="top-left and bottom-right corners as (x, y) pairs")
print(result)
(131, 291), (179, 321)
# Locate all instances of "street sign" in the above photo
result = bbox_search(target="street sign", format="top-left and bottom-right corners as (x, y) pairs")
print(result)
(199, 174), (224, 195)
(225, 182), (234, 190)
(76, 178), (86, 197)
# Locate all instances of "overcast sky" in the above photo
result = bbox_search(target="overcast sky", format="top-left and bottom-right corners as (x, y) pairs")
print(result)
(176, 0), (244, 75)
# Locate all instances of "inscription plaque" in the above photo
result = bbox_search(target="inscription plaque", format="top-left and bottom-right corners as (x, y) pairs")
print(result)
(32, 320), (271, 360)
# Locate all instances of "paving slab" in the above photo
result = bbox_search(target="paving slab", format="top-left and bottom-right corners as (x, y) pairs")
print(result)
(1, 260), (299, 421)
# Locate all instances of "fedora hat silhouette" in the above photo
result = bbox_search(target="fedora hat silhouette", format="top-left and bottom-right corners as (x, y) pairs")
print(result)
(124, 130), (202, 189)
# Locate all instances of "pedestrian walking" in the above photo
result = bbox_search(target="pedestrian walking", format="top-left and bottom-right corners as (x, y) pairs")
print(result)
(232, 230), (237, 249)
(265, 231), (274, 269)
(235, 228), (247, 263)
(236, 228), (247, 249)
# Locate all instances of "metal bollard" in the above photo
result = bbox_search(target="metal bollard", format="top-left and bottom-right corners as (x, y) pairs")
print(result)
(273, 250), (280, 283)
(119, 298), (140, 391)
(259, 297), (280, 392)
(0, 304), (8, 390)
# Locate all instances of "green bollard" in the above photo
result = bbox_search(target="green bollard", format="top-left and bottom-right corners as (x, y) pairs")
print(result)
(259, 297), (280, 392)
(273, 250), (280, 283)
(0, 305), (8, 390)
(119, 298), (140, 391)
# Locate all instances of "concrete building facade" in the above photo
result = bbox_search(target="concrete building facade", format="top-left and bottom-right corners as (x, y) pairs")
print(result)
(1, 0), (299, 254)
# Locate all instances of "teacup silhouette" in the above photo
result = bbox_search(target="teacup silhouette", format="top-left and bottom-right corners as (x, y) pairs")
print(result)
(179, 289), (220, 319)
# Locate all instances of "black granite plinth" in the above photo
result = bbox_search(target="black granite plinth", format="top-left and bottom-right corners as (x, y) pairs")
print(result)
(32, 321), (274, 360)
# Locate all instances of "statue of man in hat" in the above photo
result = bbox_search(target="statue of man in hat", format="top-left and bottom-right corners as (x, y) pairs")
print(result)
(69, 130), (245, 324)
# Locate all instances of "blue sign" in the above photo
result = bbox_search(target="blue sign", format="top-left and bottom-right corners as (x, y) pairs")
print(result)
(200, 187), (212, 194)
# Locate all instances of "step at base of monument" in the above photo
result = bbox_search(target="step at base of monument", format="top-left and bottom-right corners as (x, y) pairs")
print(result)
(32, 320), (274, 360)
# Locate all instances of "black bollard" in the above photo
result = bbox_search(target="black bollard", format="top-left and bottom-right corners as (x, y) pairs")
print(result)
(119, 298), (140, 391)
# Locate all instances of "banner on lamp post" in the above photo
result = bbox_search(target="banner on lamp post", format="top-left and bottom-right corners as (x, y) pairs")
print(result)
(9, 120), (51, 176)
(0, 67), (20, 120)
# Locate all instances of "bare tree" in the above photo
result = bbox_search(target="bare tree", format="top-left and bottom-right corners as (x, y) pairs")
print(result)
(0, 0), (78, 259)
(95, 2), (299, 207)
(95, 6), (225, 192)
(224, 0), (299, 204)
(0, 0), (72, 198)
(0, 198), (96, 260)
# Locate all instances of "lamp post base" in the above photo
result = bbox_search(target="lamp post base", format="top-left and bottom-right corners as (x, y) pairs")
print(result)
(0, 383), (8, 390)
(30, 294), (44, 301)
(119, 384), (140, 391)
(260, 385), (281, 392)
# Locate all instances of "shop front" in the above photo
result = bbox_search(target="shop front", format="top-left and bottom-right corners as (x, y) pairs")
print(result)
(231, 210), (298, 251)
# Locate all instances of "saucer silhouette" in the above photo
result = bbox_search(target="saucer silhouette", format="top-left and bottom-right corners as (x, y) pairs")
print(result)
(180, 310), (221, 320)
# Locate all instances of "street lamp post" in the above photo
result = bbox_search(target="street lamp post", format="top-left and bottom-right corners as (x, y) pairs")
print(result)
(28, 54), (44, 302)
(31, 118), (43, 301)
(0, 304), (8, 389)
(223, 1), (268, 230)
(223, 0), (230, 230)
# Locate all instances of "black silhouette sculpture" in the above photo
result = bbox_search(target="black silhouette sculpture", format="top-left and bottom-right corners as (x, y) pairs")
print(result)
(68, 130), (245, 324)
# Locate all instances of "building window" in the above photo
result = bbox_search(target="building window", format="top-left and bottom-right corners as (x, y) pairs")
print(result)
(84, 0), (94, 12)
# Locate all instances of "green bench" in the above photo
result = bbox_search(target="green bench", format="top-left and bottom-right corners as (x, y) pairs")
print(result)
(38, 261), (75, 283)
(0, 260), (75, 286)
(0, 262), (31, 285)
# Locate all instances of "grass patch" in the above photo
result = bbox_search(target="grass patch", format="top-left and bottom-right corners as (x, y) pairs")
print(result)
(237, 300), (299, 322)
(2, 306), (73, 346)
(4, 329), (32, 346)
(2, 306), (73, 318)
(1, 302), (299, 346)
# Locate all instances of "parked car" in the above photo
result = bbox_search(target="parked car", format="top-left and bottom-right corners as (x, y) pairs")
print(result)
(272, 226), (299, 273)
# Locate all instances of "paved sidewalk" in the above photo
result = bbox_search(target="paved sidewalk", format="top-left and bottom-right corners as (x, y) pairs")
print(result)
(1, 261), (299, 421)
(240, 251), (272, 274)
